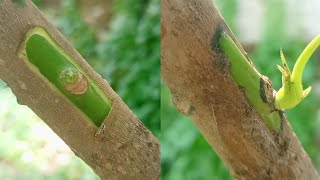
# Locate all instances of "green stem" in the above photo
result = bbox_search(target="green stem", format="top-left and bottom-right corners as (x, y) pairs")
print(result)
(292, 34), (320, 83)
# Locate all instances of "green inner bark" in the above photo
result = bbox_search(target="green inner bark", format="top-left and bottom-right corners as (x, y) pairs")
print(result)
(218, 32), (281, 130)
(26, 34), (112, 127)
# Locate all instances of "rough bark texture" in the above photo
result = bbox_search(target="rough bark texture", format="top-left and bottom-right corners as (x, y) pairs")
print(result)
(161, 0), (319, 179)
(0, 0), (160, 179)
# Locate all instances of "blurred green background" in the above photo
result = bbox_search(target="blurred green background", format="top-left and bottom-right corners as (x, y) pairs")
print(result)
(0, 0), (159, 179)
(161, 0), (320, 179)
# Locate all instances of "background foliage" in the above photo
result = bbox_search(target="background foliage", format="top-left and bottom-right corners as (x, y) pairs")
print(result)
(0, 0), (159, 179)
(161, 0), (320, 179)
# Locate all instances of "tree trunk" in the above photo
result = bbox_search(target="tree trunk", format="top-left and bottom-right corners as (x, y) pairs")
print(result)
(0, 0), (159, 179)
(161, 0), (319, 179)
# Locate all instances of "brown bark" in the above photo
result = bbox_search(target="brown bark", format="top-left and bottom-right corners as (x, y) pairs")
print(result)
(161, 0), (319, 179)
(0, 0), (159, 179)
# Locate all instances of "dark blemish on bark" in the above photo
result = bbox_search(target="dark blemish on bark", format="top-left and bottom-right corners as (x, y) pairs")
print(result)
(210, 23), (231, 74)
(95, 124), (107, 141)
(277, 110), (285, 131)
(260, 76), (275, 104)
(238, 85), (249, 100)
(147, 142), (153, 148)
(245, 105), (254, 117)
(259, 78), (267, 102)
(211, 23), (225, 52)
(265, 167), (277, 179)
(266, 168), (272, 176)
(92, 153), (104, 167)
(238, 85), (255, 116)
(161, 23), (167, 40)
(234, 169), (248, 179)
(12, 0), (25, 6)
(172, 29), (178, 37)
(238, 85), (245, 94)
(117, 141), (129, 150)
(213, 55), (231, 75)
(145, 152), (150, 158)
(278, 137), (290, 156)
(187, 105), (195, 115)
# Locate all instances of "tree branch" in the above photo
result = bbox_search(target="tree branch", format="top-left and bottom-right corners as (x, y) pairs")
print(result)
(161, 0), (319, 179)
(0, 0), (159, 179)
